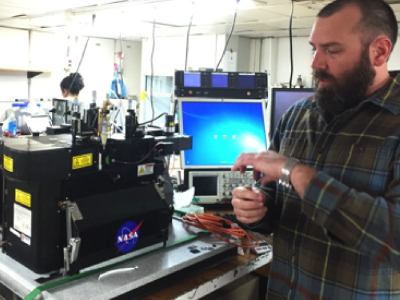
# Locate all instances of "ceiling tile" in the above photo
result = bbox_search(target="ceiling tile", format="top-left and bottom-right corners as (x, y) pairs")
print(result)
(261, 3), (320, 18)
(0, 0), (398, 41)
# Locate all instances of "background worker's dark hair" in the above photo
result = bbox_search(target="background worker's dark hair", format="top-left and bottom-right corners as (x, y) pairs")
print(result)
(318, 0), (398, 54)
(60, 73), (85, 95)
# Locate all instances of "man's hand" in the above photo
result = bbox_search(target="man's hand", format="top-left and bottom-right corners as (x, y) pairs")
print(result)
(232, 151), (318, 199)
(231, 151), (289, 185)
(232, 186), (268, 224)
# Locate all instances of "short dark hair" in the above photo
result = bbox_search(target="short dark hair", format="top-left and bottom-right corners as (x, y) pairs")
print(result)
(60, 73), (85, 96)
(318, 0), (398, 52)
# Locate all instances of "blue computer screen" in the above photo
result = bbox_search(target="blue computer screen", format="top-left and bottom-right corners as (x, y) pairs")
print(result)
(212, 74), (228, 88)
(184, 73), (201, 87)
(238, 74), (255, 88)
(181, 101), (267, 167)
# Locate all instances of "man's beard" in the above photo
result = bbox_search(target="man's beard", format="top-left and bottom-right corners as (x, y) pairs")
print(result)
(313, 47), (376, 114)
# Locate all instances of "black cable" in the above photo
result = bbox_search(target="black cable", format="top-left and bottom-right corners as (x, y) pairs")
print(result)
(185, 2), (194, 71)
(289, 0), (294, 88)
(139, 112), (167, 126)
(90, 113), (98, 129)
(174, 99), (179, 118)
(150, 11), (156, 124)
(66, 14), (96, 97)
(215, 2), (239, 71)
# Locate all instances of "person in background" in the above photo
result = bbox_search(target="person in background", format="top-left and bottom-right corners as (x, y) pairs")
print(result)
(60, 73), (85, 98)
(231, 0), (400, 299)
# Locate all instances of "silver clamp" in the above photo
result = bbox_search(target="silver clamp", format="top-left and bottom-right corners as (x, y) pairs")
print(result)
(62, 200), (83, 272)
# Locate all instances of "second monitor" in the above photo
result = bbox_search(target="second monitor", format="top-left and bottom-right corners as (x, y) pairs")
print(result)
(270, 88), (315, 139)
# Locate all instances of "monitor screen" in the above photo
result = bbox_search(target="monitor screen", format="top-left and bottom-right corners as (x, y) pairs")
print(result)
(184, 73), (201, 87)
(211, 74), (228, 88)
(271, 88), (315, 135)
(238, 74), (255, 88)
(180, 100), (267, 168)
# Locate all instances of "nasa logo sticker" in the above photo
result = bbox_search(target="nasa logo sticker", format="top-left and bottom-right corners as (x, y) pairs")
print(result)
(116, 221), (141, 253)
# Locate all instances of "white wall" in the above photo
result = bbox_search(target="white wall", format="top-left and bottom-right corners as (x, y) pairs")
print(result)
(73, 37), (115, 102)
(251, 37), (312, 88)
(255, 38), (279, 87)
(141, 34), (226, 76)
(237, 37), (252, 72)
(74, 37), (142, 102)
(275, 37), (313, 87)
(224, 35), (252, 72)
(0, 28), (29, 70)
(0, 27), (30, 121)
(0, 71), (28, 121)
(115, 40), (142, 100)
(388, 37), (400, 71)
(0, 71), (28, 101)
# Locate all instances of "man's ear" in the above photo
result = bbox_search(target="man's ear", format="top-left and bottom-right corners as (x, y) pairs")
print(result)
(371, 36), (392, 66)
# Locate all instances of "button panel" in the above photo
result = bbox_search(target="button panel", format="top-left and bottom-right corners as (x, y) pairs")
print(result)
(220, 171), (254, 198)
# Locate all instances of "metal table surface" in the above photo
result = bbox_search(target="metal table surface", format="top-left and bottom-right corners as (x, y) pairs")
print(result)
(0, 219), (240, 300)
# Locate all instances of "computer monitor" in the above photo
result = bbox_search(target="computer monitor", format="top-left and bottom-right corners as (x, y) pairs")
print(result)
(270, 88), (315, 137)
(179, 99), (268, 169)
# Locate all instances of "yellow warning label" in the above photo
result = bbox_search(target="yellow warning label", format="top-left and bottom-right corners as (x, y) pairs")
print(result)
(72, 153), (93, 170)
(139, 166), (145, 175)
(169, 122), (174, 127)
(15, 189), (31, 207)
(141, 91), (146, 101)
(4, 155), (13, 172)
(138, 163), (154, 177)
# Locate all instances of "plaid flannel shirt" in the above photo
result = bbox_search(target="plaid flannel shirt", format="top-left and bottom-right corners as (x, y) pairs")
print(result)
(260, 74), (400, 299)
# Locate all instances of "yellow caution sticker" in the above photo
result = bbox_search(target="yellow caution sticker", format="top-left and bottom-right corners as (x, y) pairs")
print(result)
(15, 189), (31, 207)
(72, 153), (93, 170)
(138, 166), (145, 175)
(137, 163), (154, 177)
(4, 155), (13, 172)
(141, 91), (146, 101)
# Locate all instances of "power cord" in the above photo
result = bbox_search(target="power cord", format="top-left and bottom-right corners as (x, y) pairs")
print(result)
(215, 0), (240, 71)
(150, 8), (156, 124)
(185, 1), (195, 71)
(289, 0), (294, 88)
(139, 112), (167, 126)
(66, 14), (96, 97)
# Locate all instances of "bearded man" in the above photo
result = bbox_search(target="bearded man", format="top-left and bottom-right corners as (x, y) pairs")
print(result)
(231, 0), (400, 299)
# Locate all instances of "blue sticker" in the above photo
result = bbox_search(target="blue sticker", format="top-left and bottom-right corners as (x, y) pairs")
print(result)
(115, 221), (141, 253)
